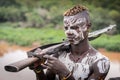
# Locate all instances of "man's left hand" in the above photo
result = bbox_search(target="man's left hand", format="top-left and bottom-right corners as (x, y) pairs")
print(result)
(41, 55), (70, 77)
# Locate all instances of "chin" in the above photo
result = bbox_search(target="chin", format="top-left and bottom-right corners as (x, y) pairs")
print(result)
(69, 40), (74, 44)
(69, 40), (79, 45)
(70, 39), (85, 45)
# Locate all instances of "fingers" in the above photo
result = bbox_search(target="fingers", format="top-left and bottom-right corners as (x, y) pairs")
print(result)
(30, 54), (57, 70)
(32, 60), (42, 68)
(34, 48), (42, 54)
(43, 55), (57, 60)
(33, 48), (45, 58)
(32, 48), (41, 57)
(41, 63), (52, 70)
(41, 55), (56, 70)
(29, 60), (42, 70)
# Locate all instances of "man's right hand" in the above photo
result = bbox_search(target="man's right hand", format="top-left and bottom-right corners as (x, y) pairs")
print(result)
(29, 48), (46, 70)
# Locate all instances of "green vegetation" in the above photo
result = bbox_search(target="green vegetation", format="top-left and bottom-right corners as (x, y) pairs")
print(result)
(90, 34), (120, 52)
(0, 26), (65, 46)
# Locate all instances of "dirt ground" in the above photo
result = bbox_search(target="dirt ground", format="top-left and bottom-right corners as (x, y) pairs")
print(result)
(0, 41), (38, 56)
(0, 41), (120, 61)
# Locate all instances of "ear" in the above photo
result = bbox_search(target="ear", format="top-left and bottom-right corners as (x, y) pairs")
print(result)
(84, 23), (91, 32)
(87, 23), (91, 29)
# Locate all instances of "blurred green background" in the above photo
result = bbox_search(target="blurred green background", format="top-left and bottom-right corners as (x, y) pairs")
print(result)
(0, 0), (120, 52)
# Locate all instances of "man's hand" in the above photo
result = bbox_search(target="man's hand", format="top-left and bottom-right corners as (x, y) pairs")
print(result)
(41, 55), (70, 77)
(29, 48), (46, 70)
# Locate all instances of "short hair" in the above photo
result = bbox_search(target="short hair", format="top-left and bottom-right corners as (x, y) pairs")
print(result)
(63, 5), (91, 26)
(63, 5), (88, 16)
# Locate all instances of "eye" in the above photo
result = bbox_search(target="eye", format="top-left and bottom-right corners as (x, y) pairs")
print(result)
(64, 26), (68, 30)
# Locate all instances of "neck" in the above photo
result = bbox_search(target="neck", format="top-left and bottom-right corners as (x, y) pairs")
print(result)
(70, 38), (89, 55)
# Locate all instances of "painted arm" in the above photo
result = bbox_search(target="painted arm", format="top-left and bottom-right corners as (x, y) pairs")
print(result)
(88, 58), (110, 80)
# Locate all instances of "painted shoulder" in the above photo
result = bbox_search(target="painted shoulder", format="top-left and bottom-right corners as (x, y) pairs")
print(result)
(89, 47), (110, 74)
(88, 46), (109, 62)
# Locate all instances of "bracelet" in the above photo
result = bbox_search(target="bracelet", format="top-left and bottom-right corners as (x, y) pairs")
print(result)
(62, 72), (72, 80)
(34, 68), (41, 73)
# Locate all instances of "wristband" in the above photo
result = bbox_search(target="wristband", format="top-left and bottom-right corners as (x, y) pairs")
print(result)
(34, 68), (41, 73)
(62, 72), (72, 80)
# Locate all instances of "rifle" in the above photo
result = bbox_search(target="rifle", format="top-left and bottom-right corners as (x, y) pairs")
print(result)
(4, 24), (116, 72)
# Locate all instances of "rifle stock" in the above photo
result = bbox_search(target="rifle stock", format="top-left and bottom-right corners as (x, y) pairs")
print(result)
(4, 43), (65, 72)
(4, 24), (116, 72)
(5, 57), (38, 72)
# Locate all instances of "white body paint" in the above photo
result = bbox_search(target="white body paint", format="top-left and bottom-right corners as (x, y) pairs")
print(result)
(58, 51), (109, 80)
(63, 12), (88, 31)
(97, 59), (110, 73)
(63, 12), (88, 45)
(64, 27), (84, 44)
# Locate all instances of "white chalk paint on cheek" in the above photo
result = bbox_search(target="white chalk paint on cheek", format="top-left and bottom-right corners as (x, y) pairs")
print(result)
(72, 27), (85, 44)
(65, 29), (84, 44)
(78, 27), (84, 40)
(81, 24), (87, 31)
(65, 29), (79, 37)
(97, 59), (110, 73)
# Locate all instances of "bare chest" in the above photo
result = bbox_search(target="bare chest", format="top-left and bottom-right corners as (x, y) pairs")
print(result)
(58, 53), (97, 80)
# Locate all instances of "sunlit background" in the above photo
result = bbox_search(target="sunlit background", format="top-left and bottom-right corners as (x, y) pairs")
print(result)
(0, 0), (120, 80)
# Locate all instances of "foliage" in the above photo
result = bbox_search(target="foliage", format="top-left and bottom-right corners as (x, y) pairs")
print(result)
(0, 0), (119, 32)
(87, 0), (120, 11)
(0, 26), (65, 46)
(90, 34), (120, 52)
(84, 0), (120, 33)
(0, 0), (21, 7)
(108, 10), (120, 33)
(89, 7), (115, 31)
(0, 6), (27, 22)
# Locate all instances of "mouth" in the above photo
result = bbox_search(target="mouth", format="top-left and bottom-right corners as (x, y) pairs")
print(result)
(67, 36), (80, 43)
(67, 37), (74, 43)
(67, 37), (74, 40)
(68, 40), (74, 44)
(67, 35), (75, 39)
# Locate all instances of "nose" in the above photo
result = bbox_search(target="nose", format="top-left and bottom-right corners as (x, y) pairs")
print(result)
(66, 30), (73, 35)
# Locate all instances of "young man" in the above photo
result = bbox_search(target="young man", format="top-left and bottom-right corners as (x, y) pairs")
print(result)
(31, 5), (110, 80)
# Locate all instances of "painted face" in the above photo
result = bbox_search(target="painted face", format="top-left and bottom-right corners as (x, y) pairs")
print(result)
(64, 13), (88, 44)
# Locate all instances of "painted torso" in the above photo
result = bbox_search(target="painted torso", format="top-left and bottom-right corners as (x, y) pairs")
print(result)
(58, 48), (109, 80)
